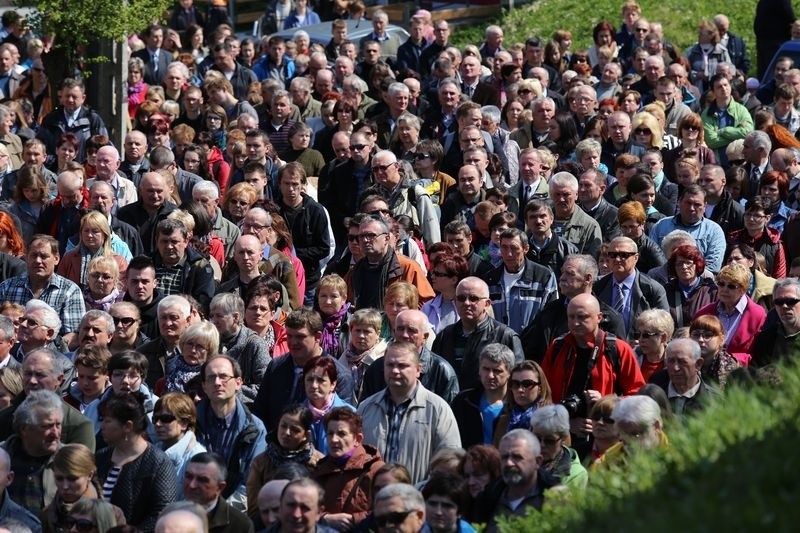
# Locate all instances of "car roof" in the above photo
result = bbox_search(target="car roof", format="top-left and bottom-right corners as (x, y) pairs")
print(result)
(761, 41), (800, 85)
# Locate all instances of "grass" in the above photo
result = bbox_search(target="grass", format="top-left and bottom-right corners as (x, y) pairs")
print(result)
(451, 0), (759, 74)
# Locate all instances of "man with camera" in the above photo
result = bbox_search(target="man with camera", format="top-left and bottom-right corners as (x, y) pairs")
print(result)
(540, 294), (645, 455)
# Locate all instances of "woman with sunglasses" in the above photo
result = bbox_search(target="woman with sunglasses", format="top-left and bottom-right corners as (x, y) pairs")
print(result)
(630, 111), (664, 150)
(221, 182), (258, 225)
(688, 315), (740, 388)
(725, 243), (776, 311)
(663, 113), (716, 182)
(422, 254), (469, 335)
(42, 444), (126, 533)
(728, 196), (787, 279)
(164, 322), (220, 394)
(632, 309), (675, 382)
(64, 498), (125, 533)
(152, 392), (207, 498)
(492, 361), (553, 446)
(412, 139), (455, 206)
(530, 404), (588, 490)
(585, 395), (620, 465)
(665, 244), (718, 328)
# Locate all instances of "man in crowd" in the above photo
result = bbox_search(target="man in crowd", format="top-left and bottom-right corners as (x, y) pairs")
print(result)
(698, 164), (744, 232)
(578, 168), (620, 241)
(751, 278), (800, 367)
(523, 199), (578, 276)
(39, 78), (108, 160)
(117, 172), (178, 254)
(373, 484), (428, 533)
(549, 172), (603, 257)
(153, 219), (215, 313)
(193, 181), (241, 260)
(139, 295), (191, 388)
(124, 256), (164, 339)
(132, 23), (172, 85)
(701, 73), (753, 166)
(183, 453), (254, 533)
(118, 130), (150, 186)
(650, 338), (719, 416)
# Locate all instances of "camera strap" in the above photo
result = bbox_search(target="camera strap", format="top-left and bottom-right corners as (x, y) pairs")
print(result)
(563, 330), (604, 398)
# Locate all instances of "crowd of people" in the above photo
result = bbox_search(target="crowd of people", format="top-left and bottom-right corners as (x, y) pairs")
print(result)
(0, 0), (795, 532)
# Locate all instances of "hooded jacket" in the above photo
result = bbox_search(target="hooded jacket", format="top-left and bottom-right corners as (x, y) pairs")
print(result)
(313, 444), (385, 524)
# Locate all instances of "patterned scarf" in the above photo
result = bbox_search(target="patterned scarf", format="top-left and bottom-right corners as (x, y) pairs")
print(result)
(508, 404), (537, 432)
(79, 244), (104, 287)
(306, 394), (334, 423)
(320, 303), (349, 358)
(264, 432), (314, 466)
(166, 356), (202, 393)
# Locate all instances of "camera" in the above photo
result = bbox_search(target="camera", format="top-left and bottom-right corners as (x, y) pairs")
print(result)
(561, 394), (587, 418)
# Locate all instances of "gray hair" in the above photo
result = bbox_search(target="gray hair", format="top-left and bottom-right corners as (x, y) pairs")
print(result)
(71, 499), (120, 533)
(166, 61), (190, 80)
(636, 309), (674, 338)
(0, 517), (34, 533)
(82, 310), (115, 335)
(774, 277), (800, 298)
(530, 404), (570, 438)
(343, 74), (368, 94)
(575, 139), (602, 161)
(158, 295), (191, 318)
(14, 389), (63, 431)
(290, 76), (312, 92)
(0, 316), (14, 342)
(0, 104), (12, 122)
(438, 77), (461, 94)
(25, 300), (62, 333)
(478, 343), (516, 372)
(246, 207), (272, 227)
(292, 29), (310, 41)
(373, 150), (397, 165)
(500, 428), (542, 457)
(128, 57), (146, 72)
(396, 112), (421, 131)
(613, 395), (662, 427)
(193, 180), (220, 200)
(388, 82), (409, 97)
(210, 293), (245, 318)
(746, 130), (772, 154)
(272, 89), (290, 105)
(149, 145), (176, 169)
(563, 254), (598, 279)
(481, 105), (501, 125)
(531, 96), (555, 111)
(609, 235), (638, 253)
(549, 172), (578, 192)
(374, 483), (425, 512)
(662, 230), (697, 256)
(666, 338), (702, 362)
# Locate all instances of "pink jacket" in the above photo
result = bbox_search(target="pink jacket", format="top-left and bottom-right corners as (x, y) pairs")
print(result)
(694, 296), (766, 366)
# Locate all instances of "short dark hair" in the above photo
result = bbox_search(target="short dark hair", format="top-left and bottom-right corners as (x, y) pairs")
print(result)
(188, 452), (228, 483)
(127, 255), (155, 273)
(156, 218), (188, 239)
(108, 350), (149, 376)
(285, 308), (323, 335)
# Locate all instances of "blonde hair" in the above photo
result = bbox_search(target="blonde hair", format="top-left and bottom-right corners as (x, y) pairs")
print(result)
(384, 282), (419, 310)
(179, 321), (220, 359)
(80, 210), (114, 256)
(636, 309), (675, 338)
(631, 112), (663, 149)
(317, 274), (348, 299)
(168, 209), (196, 234)
(88, 256), (120, 282)
(717, 263), (751, 292)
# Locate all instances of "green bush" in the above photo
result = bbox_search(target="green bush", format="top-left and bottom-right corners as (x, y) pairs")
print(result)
(496, 363), (800, 531)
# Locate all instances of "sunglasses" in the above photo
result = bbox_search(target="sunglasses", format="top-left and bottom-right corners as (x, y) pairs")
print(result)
(347, 234), (360, 242)
(774, 297), (800, 307)
(349, 143), (367, 151)
(230, 199), (251, 206)
(112, 316), (137, 327)
(153, 413), (177, 424)
(414, 152), (432, 160)
(607, 251), (637, 259)
(591, 415), (615, 424)
(634, 128), (652, 135)
(456, 294), (486, 303)
(683, 125), (700, 132)
(375, 510), (415, 527)
(63, 517), (96, 533)
(634, 331), (661, 339)
(510, 379), (539, 389)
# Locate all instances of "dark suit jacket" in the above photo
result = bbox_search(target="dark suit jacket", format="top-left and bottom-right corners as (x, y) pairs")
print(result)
(0, 70), (23, 100)
(209, 497), (255, 533)
(132, 47), (172, 86)
(724, 32), (750, 73)
(654, 178), (679, 216)
(593, 270), (670, 340)
(466, 81), (500, 107)
(744, 162), (772, 201)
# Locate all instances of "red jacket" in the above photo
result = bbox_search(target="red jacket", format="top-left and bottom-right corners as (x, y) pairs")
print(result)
(541, 331), (646, 403)
(207, 146), (231, 195)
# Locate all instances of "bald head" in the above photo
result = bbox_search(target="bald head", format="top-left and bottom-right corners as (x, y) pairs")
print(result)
(567, 293), (602, 344)
(258, 479), (289, 527)
(394, 309), (430, 350)
(569, 293), (601, 314)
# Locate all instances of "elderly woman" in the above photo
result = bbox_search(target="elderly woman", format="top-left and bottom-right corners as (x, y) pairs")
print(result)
(618, 201), (665, 272)
(422, 254), (469, 335)
(164, 321), (219, 394)
(0, 105), (22, 168)
(380, 282), (419, 340)
(694, 263), (767, 365)
(457, 444), (501, 508)
(689, 315), (741, 388)
(304, 358), (356, 456)
(127, 57), (148, 121)
(633, 309), (675, 381)
(152, 392), (207, 498)
(392, 112), (422, 161)
(244, 281), (289, 355)
(280, 122), (325, 178)
(82, 257), (126, 312)
(725, 243), (776, 310)
(338, 308), (387, 400)
(685, 20), (731, 93)
(96, 393), (178, 531)
(530, 404), (588, 489)
(65, 498), (124, 533)
(665, 244), (718, 328)
(0, 367), (21, 409)
(314, 99), (357, 161)
(221, 182), (258, 225)
(759, 171), (796, 233)
(312, 408), (384, 532)
(727, 196), (787, 279)
(412, 139), (456, 206)
(587, 395), (620, 464)
(630, 111), (664, 150)
(58, 211), (128, 288)
(492, 361), (553, 446)
(316, 274), (350, 359)
(515, 78), (542, 109)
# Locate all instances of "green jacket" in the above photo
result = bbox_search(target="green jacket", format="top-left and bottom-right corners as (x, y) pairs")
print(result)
(701, 99), (753, 159)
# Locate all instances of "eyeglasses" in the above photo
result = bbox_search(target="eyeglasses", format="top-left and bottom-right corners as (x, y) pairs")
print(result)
(371, 162), (395, 173)
(62, 517), (96, 533)
(634, 331), (661, 339)
(349, 143), (367, 151)
(347, 234), (361, 242)
(414, 152), (432, 160)
(243, 222), (270, 231)
(111, 370), (141, 381)
(510, 379), (539, 389)
(230, 199), (251, 206)
(634, 128), (652, 135)
(591, 414), (615, 424)
(718, 282), (741, 290)
(675, 259), (695, 268)
(535, 434), (561, 446)
(774, 297), (800, 307)
(205, 373), (235, 384)
(153, 413), (177, 424)
(368, 208), (391, 216)
(359, 232), (387, 241)
(375, 510), (415, 527)
(690, 329), (716, 340)
(456, 294), (486, 303)
(431, 271), (453, 278)
(683, 125), (700, 131)
(607, 251), (637, 259)
(112, 316), (137, 327)
(744, 212), (768, 219)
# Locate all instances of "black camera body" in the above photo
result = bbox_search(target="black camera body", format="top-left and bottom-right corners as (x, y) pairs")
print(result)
(561, 393), (587, 418)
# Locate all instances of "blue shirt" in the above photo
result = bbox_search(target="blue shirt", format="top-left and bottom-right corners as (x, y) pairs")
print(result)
(480, 395), (503, 444)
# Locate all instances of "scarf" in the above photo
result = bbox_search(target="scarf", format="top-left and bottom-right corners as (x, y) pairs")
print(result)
(262, 323), (276, 352)
(82, 286), (122, 312)
(166, 356), (202, 393)
(306, 394), (334, 423)
(320, 303), (349, 358)
(79, 244), (104, 287)
(342, 339), (387, 395)
(264, 432), (314, 466)
(508, 404), (537, 431)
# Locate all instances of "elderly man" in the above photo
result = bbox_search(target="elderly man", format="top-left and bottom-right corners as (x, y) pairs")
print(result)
(271, 478), (328, 533)
(593, 236), (669, 340)
(600, 111), (646, 174)
(741, 130), (773, 201)
(209, 293), (271, 403)
(359, 9), (403, 60)
(373, 484), (427, 533)
(87, 145), (137, 211)
(155, 506), (208, 533)
(35, 170), (89, 254)
(138, 295), (191, 388)
(522, 255), (626, 360)
(523, 199), (578, 276)
(289, 77), (321, 121)
(163, 61), (190, 102)
(117, 172), (178, 254)
(0, 447), (41, 531)
(374, 82), (410, 149)
(579, 167), (620, 241)
(10, 300), (65, 363)
(118, 130), (151, 186)
(549, 172), (603, 257)
(0, 139), (58, 201)
(360, 310), (459, 403)
(650, 185), (727, 273)
(255, 479), (289, 526)
(183, 453), (254, 533)
(348, 215), (433, 310)
(649, 338), (719, 416)
(396, 16), (429, 76)
(149, 145), (204, 204)
(74, 310), (114, 352)
(0, 348), (94, 449)
(631, 55), (665, 104)
(509, 148), (549, 221)
(153, 218), (215, 312)
(196, 355), (267, 510)
(541, 294), (645, 443)
(440, 164), (489, 231)
(655, 76), (692, 136)
(701, 73), (753, 166)
(0, 317), (17, 370)
(358, 341), (461, 484)
(512, 97), (557, 150)
(751, 278), (800, 367)
(486, 228), (558, 334)
(193, 181), (240, 260)
(596, 395), (668, 468)
(0, 235), (85, 346)
(433, 277), (523, 390)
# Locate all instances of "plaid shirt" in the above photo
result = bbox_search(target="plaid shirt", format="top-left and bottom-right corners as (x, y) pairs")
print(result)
(0, 273), (85, 334)
(155, 264), (183, 296)
(382, 388), (414, 463)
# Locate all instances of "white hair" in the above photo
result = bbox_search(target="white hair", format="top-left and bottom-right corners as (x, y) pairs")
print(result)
(193, 180), (220, 200)
(158, 295), (191, 318)
(25, 300), (61, 332)
(613, 395), (663, 427)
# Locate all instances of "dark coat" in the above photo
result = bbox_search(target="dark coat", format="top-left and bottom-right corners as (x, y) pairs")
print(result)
(450, 386), (492, 449)
(154, 246), (216, 313)
(634, 234), (667, 274)
(593, 271), (670, 340)
(0, 396), (95, 451)
(654, 178), (679, 217)
(279, 194), (332, 287)
(710, 190), (745, 233)
(467, 81), (500, 107)
(359, 347), (460, 403)
(396, 37), (428, 76)
(117, 200), (178, 255)
(649, 369), (720, 415)
(208, 494), (255, 533)
(96, 444), (177, 531)
(750, 319), (800, 368)
(526, 234), (578, 276)
(131, 47), (172, 86)
(0, 252), (25, 280)
(724, 32), (750, 73)
(111, 216), (144, 258)
(584, 199), (621, 241)
(210, 63), (258, 101)
(665, 277), (718, 329)
(39, 106), (108, 161)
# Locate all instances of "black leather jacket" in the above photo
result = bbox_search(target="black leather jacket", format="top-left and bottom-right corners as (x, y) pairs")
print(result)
(359, 347), (460, 403)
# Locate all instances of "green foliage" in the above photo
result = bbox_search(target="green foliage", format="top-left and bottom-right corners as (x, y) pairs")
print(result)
(451, 0), (759, 74)
(496, 362), (800, 532)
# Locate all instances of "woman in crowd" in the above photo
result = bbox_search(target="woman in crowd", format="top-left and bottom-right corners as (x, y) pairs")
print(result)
(42, 444), (126, 533)
(727, 196), (787, 279)
(485, 212), (517, 267)
(759, 171), (796, 233)
(500, 99), (525, 132)
(689, 315), (741, 388)
(0, 211), (24, 257)
(65, 498), (125, 533)
(313, 408), (384, 531)
(182, 24), (206, 62)
(458, 445), (501, 509)
(617, 201), (665, 270)
(412, 139), (455, 206)
(127, 57), (148, 122)
(587, 395), (620, 464)
(623, 174), (665, 231)
(283, 0), (320, 29)
(380, 282), (419, 340)
(694, 263), (767, 365)
(725, 243), (776, 310)
(58, 211), (128, 288)
(270, 213), (306, 304)
(316, 274), (350, 359)
(663, 114), (716, 181)
(202, 104), (228, 150)
(630, 112), (664, 150)
(617, 90), (641, 117)
(314, 99), (357, 161)
(82, 257), (126, 312)
(544, 40), (568, 77)
(493, 361), (553, 446)
(246, 404), (324, 513)
(588, 22), (618, 67)
(96, 393), (178, 531)
(354, 463), (413, 532)
(393, 112), (422, 162)
(8, 165), (47, 243)
(164, 322), (220, 394)
(244, 283), (289, 356)
(0, 367), (21, 409)
(221, 182), (258, 225)
(633, 309), (675, 382)
(280, 122), (325, 178)
(152, 392), (207, 498)
(304, 357), (355, 455)
(46, 133), (79, 174)
(180, 144), (210, 181)
(338, 308), (387, 401)
(422, 254), (469, 335)
(421, 472), (477, 533)
(530, 405), (588, 490)
(665, 244), (718, 328)
(548, 112), (580, 160)
(685, 20), (731, 94)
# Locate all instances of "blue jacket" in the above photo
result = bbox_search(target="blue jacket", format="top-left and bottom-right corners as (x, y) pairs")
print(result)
(0, 489), (41, 533)
(307, 394), (355, 455)
(486, 259), (559, 334)
(282, 10), (320, 29)
(649, 215), (726, 273)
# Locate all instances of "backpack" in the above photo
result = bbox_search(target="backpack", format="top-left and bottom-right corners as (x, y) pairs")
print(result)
(550, 332), (622, 379)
